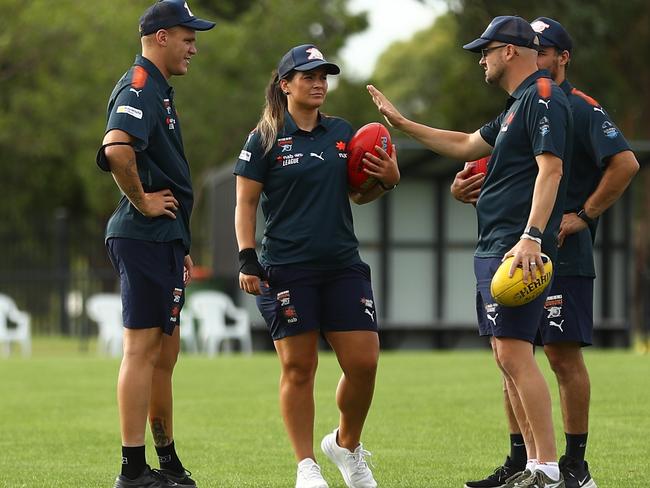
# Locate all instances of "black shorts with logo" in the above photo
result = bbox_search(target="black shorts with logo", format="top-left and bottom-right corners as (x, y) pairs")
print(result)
(475, 257), (551, 343)
(538, 276), (594, 346)
(106, 237), (185, 335)
(256, 262), (378, 341)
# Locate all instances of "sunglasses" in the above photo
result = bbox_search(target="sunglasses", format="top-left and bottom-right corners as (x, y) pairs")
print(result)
(480, 44), (508, 58)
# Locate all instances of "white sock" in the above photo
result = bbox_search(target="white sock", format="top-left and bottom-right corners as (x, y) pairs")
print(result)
(535, 462), (560, 481)
(298, 458), (317, 469)
(526, 459), (538, 472)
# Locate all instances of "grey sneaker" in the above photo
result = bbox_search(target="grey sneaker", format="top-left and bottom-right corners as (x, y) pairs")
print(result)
(512, 470), (564, 488)
(321, 429), (377, 488)
(296, 458), (329, 488)
(503, 470), (532, 487)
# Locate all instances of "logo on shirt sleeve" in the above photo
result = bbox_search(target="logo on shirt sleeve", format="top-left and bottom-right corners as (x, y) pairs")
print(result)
(538, 116), (550, 136)
(239, 150), (252, 161)
(602, 121), (619, 139)
(116, 105), (143, 119)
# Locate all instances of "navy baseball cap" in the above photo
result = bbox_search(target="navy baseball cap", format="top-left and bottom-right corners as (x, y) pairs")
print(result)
(463, 15), (540, 52)
(277, 44), (341, 79)
(139, 0), (215, 37)
(530, 17), (573, 53)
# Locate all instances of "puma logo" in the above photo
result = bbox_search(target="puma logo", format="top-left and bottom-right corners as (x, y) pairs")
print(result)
(550, 319), (564, 332)
(538, 99), (550, 109)
(593, 106), (605, 114)
(364, 308), (375, 321)
(487, 313), (498, 326)
(129, 88), (142, 97)
(311, 152), (325, 161)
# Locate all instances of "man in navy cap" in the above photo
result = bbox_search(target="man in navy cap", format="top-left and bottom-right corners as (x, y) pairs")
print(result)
(451, 17), (639, 488)
(368, 15), (572, 488)
(97, 1), (214, 487)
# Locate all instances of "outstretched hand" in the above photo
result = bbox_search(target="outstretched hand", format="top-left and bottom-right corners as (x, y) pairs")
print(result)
(367, 85), (406, 129)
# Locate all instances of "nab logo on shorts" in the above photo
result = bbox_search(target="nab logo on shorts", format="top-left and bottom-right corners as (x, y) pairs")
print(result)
(169, 288), (183, 323)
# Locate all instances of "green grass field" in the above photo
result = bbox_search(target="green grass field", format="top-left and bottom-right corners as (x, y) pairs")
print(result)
(1, 337), (648, 487)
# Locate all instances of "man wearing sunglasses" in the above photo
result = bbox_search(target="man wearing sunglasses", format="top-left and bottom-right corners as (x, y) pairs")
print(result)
(368, 15), (572, 488)
(452, 18), (639, 488)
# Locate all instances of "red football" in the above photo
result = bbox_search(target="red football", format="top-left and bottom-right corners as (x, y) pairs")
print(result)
(347, 122), (392, 193)
(467, 156), (490, 176)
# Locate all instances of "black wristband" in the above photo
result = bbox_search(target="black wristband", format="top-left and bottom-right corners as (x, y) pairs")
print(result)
(238, 248), (267, 279)
(577, 208), (596, 226)
(379, 181), (397, 191)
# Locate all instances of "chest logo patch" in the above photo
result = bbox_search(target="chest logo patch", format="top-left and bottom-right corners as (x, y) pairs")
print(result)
(116, 105), (143, 120)
(500, 111), (515, 132)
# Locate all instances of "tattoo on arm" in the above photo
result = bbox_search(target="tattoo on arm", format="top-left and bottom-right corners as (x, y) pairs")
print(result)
(116, 157), (144, 209)
(150, 417), (171, 447)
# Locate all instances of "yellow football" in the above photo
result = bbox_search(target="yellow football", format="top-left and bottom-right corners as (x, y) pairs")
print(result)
(490, 254), (553, 307)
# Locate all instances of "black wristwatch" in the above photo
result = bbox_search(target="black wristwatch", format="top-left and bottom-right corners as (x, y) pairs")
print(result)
(577, 208), (596, 226)
(524, 226), (543, 240)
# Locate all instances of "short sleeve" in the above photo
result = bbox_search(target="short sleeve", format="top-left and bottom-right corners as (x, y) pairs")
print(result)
(579, 106), (631, 170)
(528, 89), (568, 160)
(233, 130), (269, 183)
(479, 113), (504, 147)
(106, 86), (155, 152)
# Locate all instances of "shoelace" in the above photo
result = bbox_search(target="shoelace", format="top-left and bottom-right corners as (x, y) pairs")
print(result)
(347, 447), (374, 472)
(300, 463), (324, 481)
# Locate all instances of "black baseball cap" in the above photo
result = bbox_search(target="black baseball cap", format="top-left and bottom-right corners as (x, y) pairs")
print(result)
(139, 0), (216, 37)
(463, 15), (540, 52)
(277, 44), (341, 79)
(530, 17), (573, 53)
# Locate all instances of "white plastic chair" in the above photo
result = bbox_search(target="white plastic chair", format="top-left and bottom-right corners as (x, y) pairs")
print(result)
(0, 294), (31, 357)
(188, 291), (252, 356)
(179, 308), (198, 353)
(86, 293), (124, 357)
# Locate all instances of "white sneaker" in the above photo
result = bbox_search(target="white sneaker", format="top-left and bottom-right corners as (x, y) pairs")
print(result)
(321, 428), (377, 488)
(296, 458), (329, 488)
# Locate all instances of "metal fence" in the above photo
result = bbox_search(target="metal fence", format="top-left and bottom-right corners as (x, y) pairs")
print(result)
(0, 209), (117, 338)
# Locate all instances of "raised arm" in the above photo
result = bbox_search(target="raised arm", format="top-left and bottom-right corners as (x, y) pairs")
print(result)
(367, 84), (492, 161)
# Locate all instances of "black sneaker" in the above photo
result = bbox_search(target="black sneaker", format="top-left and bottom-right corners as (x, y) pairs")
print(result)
(155, 468), (197, 487)
(114, 465), (179, 487)
(465, 457), (525, 488)
(559, 455), (597, 488)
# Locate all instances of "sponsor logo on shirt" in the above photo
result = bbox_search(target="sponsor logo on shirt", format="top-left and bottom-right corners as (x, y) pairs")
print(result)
(277, 136), (293, 148)
(276, 153), (303, 166)
(500, 111), (515, 132)
(239, 150), (252, 162)
(336, 141), (346, 151)
(602, 120), (619, 139)
(116, 105), (143, 119)
(538, 115), (550, 136)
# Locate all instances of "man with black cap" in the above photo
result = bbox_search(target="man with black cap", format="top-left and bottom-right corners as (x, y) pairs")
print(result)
(368, 15), (572, 488)
(97, 1), (214, 487)
(451, 17), (639, 488)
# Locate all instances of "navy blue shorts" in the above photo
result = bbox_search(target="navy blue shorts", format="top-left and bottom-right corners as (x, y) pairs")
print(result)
(256, 262), (378, 341)
(106, 237), (185, 335)
(538, 276), (594, 346)
(475, 257), (552, 343)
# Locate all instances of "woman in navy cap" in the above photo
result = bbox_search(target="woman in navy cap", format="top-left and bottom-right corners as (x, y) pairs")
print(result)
(234, 44), (399, 488)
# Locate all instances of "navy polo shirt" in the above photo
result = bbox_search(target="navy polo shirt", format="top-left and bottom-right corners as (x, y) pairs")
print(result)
(477, 70), (572, 261)
(554, 80), (631, 277)
(234, 111), (360, 269)
(101, 55), (193, 253)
